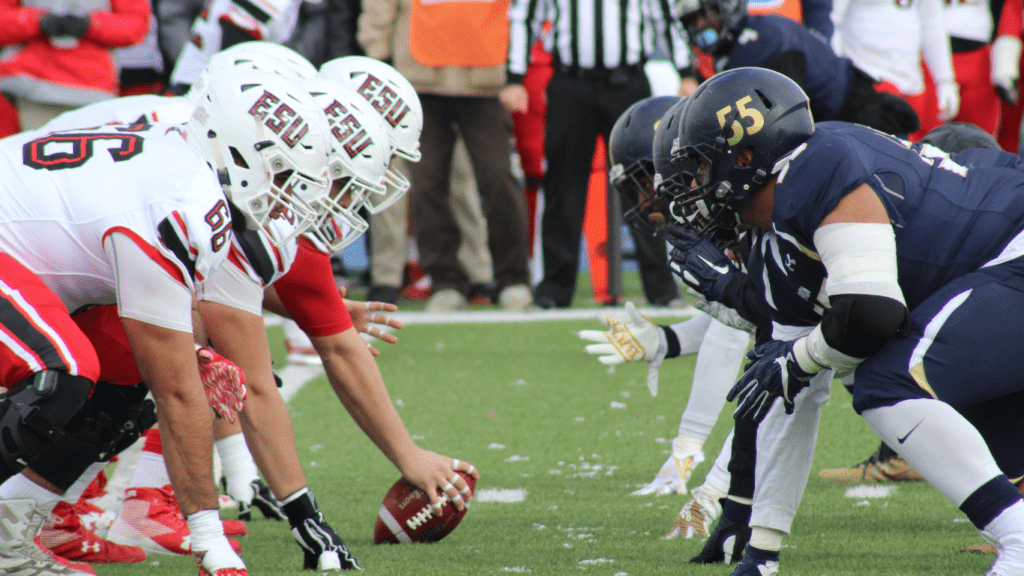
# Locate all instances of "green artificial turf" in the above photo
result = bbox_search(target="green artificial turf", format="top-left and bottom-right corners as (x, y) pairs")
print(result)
(99, 279), (996, 576)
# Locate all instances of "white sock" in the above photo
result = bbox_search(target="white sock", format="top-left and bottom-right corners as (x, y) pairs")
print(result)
(678, 319), (749, 440)
(62, 461), (109, 503)
(215, 433), (259, 503)
(0, 473), (61, 510)
(132, 452), (171, 489)
(750, 526), (785, 551)
(863, 399), (1003, 504)
(703, 429), (734, 496)
(985, 501), (1024, 572)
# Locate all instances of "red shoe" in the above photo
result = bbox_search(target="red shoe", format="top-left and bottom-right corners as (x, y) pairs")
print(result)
(40, 501), (147, 564)
(79, 466), (109, 502)
(33, 535), (97, 575)
(107, 486), (242, 556)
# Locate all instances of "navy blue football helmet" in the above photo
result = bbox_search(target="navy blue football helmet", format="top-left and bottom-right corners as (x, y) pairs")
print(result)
(675, 0), (748, 56)
(671, 67), (814, 246)
(609, 95), (681, 235)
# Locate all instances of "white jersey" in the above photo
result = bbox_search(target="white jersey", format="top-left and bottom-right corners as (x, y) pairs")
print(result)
(41, 96), (193, 133)
(831, 0), (954, 94)
(944, 0), (993, 44)
(169, 0), (301, 87)
(0, 123), (232, 317)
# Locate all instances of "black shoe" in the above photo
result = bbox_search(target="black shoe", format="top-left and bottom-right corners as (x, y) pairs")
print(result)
(532, 295), (559, 309)
(689, 512), (751, 564)
(240, 479), (287, 521)
(367, 285), (400, 305)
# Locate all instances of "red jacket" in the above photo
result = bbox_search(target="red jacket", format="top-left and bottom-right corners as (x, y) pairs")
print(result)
(0, 0), (150, 105)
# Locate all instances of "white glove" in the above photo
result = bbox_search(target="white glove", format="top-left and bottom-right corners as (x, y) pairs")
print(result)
(578, 302), (667, 397)
(992, 34), (1023, 104)
(936, 80), (961, 122)
(690, 291), (756, 334)
(630, 449), (705, 496)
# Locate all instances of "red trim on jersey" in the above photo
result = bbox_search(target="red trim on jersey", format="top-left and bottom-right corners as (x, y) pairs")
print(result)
(142, 427), (163, 455)
(0, 254), (100, 387)
(103, 226), (189, 287)
(227, 243), (249, 274)
(172, 211), (199, 259)
(272, 237), (353, 337)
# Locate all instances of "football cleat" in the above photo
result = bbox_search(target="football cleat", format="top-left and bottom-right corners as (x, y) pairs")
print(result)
(662, 484), (723, 539)
(238, 479), (286, 522)
(39, 501), (147, 564)
(194, 547), (248, 576)
(729, 545), (780, 576)
(818, 441), (923, 482)
(689, 512), (750, 564)
(107, 486), (242, 556)
(0, 498), (96, 576)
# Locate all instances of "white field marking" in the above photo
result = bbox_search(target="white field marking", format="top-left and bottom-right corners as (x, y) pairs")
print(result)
(474, 488), (527, 503)
(844, 485), (895, 499)
(269, 306), (697, 403)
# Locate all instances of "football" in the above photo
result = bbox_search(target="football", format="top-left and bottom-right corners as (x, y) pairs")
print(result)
(374, 472), (475, 544)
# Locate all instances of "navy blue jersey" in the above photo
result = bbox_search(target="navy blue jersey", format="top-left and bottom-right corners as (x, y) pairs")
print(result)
(745, 229), (826, 332)
(772, 122), (1024, 310)
(720, 15), (852, 121)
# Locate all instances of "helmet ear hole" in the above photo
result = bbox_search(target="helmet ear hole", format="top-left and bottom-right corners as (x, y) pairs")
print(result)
(229, 147), (249, 169)
(736, 147), (755, 168)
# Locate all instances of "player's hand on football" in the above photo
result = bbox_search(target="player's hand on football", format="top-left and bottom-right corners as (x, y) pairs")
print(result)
(727, 339), (820, 422)
(339, 285), (403, 356)
(399, 448), (479, 515)
(196, 346), (247, 423)
(577, 301), (667, 396)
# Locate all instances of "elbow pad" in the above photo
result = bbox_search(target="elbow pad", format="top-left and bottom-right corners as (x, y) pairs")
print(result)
(820, 293), (910, 359)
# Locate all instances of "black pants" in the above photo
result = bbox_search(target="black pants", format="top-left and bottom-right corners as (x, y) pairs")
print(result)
(534, 69), (678, 307)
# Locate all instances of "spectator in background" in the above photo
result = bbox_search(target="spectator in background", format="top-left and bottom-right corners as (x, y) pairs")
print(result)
(359, 0), (532, 312)
(288, 0), (363, 66)
(504, 0), (692, 310)
(831, 0), (960, 140)
(0, 0), (150, 130)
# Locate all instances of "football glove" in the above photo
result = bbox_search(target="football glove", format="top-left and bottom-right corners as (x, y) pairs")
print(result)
(284, 490), (362, 571)
(664, 227), (739, 303)
(196, 346), (247, 423)
(992, 35), (1023, 104)
(936, 80), (960, 122)
(577, 301), (666, 396)
(727, 339), (818, 423)
(690, 292), (756, 334)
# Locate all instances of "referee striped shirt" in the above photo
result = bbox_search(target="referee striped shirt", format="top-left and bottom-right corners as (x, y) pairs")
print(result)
(506, 0), (692, 83)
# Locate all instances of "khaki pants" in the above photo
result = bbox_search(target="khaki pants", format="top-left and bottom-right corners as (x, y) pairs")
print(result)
(15, 98), (79, 131)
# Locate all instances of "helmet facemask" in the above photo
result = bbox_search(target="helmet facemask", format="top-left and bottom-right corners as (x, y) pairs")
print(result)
(613, 159), (669, 237)
(309, 176), (373, 252)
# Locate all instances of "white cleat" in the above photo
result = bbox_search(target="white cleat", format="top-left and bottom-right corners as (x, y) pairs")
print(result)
(0, 499), (94, 576)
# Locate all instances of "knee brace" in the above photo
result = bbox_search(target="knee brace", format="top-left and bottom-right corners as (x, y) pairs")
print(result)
(30, 381), (156, 491)
(0, 370), (93, 482)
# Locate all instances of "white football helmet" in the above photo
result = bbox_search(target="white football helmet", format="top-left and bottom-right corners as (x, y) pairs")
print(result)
(185, 51), (302, 105)
(186, 69), (332, 244)
(300, 78), (391, 251)
(318, 56), (422, 213)
(223, 41), (318, 79)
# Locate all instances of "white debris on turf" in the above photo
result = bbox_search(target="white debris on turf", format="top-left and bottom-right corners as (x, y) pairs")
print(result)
(504, 454), (530, 462)
(489, 443), (507, 449)
(844, 485), (896, 499)
(500, 567), (531, 572)
(514, 379), (527, 386)
(474, 488), (527, 503)
(575, 417), (586, 422)
(610, 401), (626, 409)
(579, 558), (614, 565)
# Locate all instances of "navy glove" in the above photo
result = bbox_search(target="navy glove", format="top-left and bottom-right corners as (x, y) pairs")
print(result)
(726, 340), (817, 423)
(664, 227), (738, 302)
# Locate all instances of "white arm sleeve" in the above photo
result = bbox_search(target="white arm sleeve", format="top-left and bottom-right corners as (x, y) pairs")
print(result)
(829, 0), (852, 55)
(918, 0), (956, 85)
(105, 232), (194, 333)
(200, 259), (265, 316)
